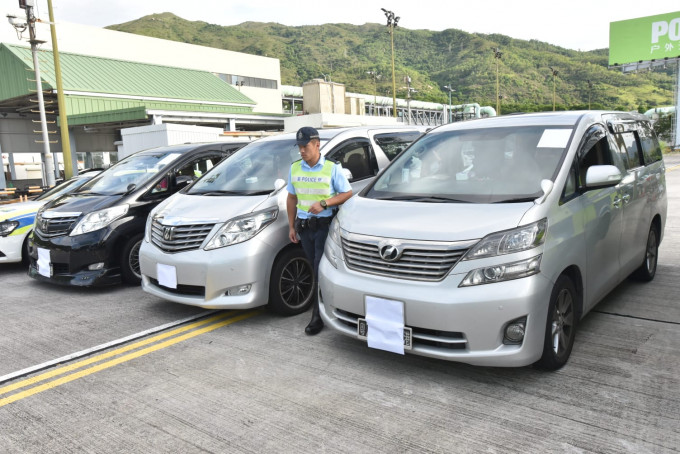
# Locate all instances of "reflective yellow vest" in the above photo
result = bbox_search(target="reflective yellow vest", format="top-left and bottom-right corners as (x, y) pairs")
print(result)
(291, 159), (335, 212)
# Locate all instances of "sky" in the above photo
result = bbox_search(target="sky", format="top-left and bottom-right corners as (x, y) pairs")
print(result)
(14, 0), (677, 52)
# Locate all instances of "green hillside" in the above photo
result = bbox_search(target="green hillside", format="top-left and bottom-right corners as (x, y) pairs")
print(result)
(107, 12), (676, 113)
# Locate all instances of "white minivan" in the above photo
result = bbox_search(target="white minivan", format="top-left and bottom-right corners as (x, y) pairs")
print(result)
(318, 111), (667, 369)
(139, 126), (426, 315)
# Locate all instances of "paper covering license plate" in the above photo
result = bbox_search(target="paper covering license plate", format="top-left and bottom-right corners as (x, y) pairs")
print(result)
(357, 318), (413, 350)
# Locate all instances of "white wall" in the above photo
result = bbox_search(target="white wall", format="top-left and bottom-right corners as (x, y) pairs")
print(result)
(0, 7), (283, 114)
(120, 124), (228, 158)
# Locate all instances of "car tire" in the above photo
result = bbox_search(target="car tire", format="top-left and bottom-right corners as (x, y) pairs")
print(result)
(120, 233), (144, 285)
(534, 275), (578, 371)
(269, 247), (314, 316)
(632, 224), (659, 282)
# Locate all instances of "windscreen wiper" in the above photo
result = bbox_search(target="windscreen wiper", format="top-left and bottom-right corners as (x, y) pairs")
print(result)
(493, 197), (537, 203)
(376, 195), (470, 203)
(191, 190), (245, 196)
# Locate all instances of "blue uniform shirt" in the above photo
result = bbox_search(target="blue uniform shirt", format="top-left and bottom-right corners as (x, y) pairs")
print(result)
(287, 156), (351, 219)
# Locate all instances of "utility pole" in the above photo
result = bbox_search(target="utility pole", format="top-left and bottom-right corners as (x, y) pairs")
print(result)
(382, 8), (399, 118)
(11, 0), (56, 186)
(492, 48), (502, 115)
(47, 0), (74, 179)
(550, 67), (559, 111)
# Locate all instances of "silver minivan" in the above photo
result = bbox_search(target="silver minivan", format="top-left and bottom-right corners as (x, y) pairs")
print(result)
(139, 126), (426, 315)
(318, 111), (667, 369)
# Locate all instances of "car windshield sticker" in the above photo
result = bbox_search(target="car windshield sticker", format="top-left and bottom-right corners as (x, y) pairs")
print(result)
(537, 129), (572, 148)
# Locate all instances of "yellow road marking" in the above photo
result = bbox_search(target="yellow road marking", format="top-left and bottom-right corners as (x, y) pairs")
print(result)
(0, 311), (236, 396)
(0, 309), (261, 407)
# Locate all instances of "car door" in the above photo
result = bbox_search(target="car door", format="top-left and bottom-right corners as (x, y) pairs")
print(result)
(607, 125), (648, 276)
(576, 124), (625, 309)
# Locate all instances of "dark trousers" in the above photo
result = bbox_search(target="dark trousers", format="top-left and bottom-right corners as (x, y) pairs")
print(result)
(298, 222), (329, 280)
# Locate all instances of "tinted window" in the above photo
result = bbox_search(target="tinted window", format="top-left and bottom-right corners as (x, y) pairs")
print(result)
(637, 121), (663, 164)
(374, 132), (423, 160)
(578, 126), (614, 186)
(611, 131), (642, 170)
(327, 139), (376, 181)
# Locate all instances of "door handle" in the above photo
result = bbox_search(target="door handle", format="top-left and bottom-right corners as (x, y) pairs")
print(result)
(612, 197), (622, 208)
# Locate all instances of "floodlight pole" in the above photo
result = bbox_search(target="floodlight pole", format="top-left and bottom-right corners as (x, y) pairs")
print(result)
(47, 0), (74, 179)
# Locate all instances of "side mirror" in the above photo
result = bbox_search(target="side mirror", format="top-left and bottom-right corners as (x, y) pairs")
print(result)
(273, 178), (286, 191)
(341, 167), (353, 181)
(585, 165), (622, 189)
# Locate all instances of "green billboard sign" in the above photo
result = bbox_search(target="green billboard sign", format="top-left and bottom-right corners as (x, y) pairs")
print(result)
(609, 11), (680, 65)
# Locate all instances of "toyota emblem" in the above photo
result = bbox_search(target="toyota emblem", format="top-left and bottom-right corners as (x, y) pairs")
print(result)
(162, 226), (176, 241)
(379, 244), (401, 262)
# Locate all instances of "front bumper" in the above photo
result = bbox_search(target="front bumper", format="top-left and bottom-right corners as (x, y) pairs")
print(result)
(0, 233), (26, 263)
(318, 255), (554, 367)
(27, 229), (122, 286)
(139, 236), (278, 309)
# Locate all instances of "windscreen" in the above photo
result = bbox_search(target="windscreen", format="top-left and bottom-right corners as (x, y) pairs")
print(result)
(188, 138), (302, 195)
(366, 126), (572, 203)
(35, 176), (93, 202)
(78, 151), (183, 195)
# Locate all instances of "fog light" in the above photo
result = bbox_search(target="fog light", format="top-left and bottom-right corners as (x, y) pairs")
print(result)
(225, 284), (251, 296)
(503, 317), (526, 344)
(88, 262), (105, 271)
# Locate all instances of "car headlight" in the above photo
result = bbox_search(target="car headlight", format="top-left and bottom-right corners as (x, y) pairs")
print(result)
(463, 219), (546, 260)
(70, 205), (129, 236)
(204, 208), (277, 250)
(460, 255), (542, 287)
(0, 220), (20, 237)
(323, 217), (343, 268)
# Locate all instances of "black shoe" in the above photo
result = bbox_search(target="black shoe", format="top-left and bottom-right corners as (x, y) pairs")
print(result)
(305, 316), (324, 335)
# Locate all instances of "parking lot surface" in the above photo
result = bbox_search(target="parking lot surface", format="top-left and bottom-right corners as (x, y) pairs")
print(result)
(0, 154), (679, 453)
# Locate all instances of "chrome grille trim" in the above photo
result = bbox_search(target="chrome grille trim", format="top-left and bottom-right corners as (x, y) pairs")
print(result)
(333, 309), (468, 348)
(341, 232), (477, 282)
(151, 219), (216, 253)
(36, 213), (81, 237)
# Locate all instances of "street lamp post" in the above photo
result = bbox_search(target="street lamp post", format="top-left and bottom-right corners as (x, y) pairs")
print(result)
(492, 47), (502, 116)
(550, 67), (559, 111)
(7, 3), (56, 186)
(381, 8), (399, 118)
(367, 70), (381, 116)
(443, 85), (455, 123)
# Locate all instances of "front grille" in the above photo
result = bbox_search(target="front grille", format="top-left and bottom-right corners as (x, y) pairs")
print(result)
(341, 234), (472, 282)
(151, 219), (216, 253)
(37, 214), (80, 237)
(51, 262), (70, 275)
(149, 278), (205, 297)
(335, 309), (467, 350)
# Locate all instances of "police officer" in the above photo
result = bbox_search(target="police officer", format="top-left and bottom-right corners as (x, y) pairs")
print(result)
(287, 127), (352, 335)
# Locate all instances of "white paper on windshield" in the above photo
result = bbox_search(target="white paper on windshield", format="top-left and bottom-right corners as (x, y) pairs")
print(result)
(537, 129), (572, 148)
(37, 247), (50, 277)
(157, 263), (177, 289)
(365, 295), (405, 355)
(155, 153), (181, 169)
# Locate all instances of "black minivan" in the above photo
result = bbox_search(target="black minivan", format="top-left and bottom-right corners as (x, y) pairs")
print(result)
(28, 142), (246, 286)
